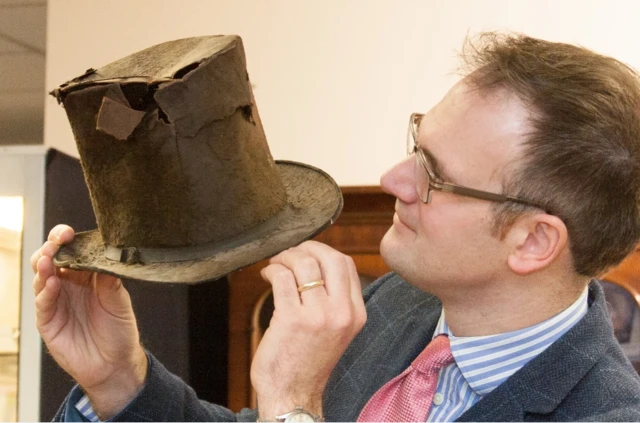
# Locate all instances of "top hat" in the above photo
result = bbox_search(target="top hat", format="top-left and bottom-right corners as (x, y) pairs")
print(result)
(50, 35), (342, 283)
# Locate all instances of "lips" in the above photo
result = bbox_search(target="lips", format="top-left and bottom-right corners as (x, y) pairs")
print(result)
(393, 211), (414, 232)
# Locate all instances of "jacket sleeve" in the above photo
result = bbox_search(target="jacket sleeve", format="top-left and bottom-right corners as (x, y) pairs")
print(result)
(53, 352), (259, 422)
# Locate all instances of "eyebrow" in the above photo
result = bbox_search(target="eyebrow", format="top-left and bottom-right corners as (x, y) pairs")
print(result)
(414, 118), (456, 183)
(419, 144), (457, 183)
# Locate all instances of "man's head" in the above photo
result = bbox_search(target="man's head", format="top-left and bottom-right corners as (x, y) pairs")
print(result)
(463, 32), (640, 278)
(380, 32), (640, 294)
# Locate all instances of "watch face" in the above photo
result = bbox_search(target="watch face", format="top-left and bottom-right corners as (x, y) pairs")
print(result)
(286, 411), (316, 423)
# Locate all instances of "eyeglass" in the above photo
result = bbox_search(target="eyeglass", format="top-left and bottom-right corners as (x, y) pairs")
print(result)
(407, 112), (545, 210)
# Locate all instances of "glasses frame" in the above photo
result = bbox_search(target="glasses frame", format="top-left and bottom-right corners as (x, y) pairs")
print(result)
(408, 112), (545, 210)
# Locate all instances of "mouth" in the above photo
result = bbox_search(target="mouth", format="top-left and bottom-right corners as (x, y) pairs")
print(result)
(393, 212), (413, 232)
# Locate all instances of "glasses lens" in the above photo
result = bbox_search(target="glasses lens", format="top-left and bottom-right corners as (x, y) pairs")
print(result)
(406, 118), (415, 157)
(408, 114), (430, 203)
(414, 151), (431, 203)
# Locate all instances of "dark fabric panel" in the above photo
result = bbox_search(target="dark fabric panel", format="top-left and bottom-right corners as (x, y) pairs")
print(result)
(124, 280), (191, 381)
(189, 278), (229, 407)
(43, 149), (96, 234)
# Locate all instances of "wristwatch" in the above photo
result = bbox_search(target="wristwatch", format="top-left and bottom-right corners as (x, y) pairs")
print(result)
(274, 406), (323, 422)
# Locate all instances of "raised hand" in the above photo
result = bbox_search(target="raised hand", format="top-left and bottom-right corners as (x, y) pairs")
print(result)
(251, 241), (367, 420)
(32, 224), (147, 419)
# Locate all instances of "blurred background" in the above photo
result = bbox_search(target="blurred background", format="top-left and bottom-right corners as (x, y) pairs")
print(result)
(0, 1), (45, 421)
(0, 0), (45, 147)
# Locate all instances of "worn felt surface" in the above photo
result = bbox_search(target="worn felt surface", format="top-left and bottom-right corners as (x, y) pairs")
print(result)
(60, 36), (286, 248)
(52, 35), (343, 283)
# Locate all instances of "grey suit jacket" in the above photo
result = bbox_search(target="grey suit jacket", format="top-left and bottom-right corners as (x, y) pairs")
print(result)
(56, 273), (640, 421)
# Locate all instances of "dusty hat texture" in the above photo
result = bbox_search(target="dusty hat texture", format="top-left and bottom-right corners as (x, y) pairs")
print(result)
(51, 35), (342, 283)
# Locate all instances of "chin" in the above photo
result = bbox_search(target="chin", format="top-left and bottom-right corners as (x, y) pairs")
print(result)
(380, 229), (411, 275)
(380, 226), (397, 257)
(380, 230), (434, 293)
(384, 218), (411, 244)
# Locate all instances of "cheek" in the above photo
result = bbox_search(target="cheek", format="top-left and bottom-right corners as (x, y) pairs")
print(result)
(416, 202), (495, 245)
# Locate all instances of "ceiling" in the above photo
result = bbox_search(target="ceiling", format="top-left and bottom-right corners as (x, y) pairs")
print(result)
(0, 0), (46, 146)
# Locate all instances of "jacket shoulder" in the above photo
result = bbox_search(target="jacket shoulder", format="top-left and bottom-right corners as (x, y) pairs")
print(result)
(552, 343), (640, 421)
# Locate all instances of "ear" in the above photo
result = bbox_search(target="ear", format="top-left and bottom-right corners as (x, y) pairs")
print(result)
(506, 214), (568, 276)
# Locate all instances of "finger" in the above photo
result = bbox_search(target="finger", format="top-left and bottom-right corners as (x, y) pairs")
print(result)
(47, 224), (75, 245)
(261, 263), (301, 311)
(344, 255), (366, 320)
(30, 240), (56, 274)
(270, 249), (326, 302)
(296, 242), (366, 330)
(35, 275), (62, 329)
(30, 247), (41, 275)
(344, 255), (362, 302)
(295, 241), (352, 299)
(32, 225), (75, 273)
(34, 254), (56, 296)
(270, 248), (323, 286)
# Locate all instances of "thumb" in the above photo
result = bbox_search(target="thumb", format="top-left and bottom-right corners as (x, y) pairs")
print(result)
(94, 275), (134, 317)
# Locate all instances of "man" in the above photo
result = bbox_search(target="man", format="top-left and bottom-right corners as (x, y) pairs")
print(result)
(33, 32), (640, 421)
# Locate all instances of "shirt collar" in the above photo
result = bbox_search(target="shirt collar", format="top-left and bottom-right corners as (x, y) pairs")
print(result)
(433, 286), (589, 395)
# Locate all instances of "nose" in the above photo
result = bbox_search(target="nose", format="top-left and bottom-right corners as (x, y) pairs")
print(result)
(380, 155), (418, 203)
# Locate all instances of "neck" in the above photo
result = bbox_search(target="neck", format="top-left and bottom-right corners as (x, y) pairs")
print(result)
(438, 273), (590, 337)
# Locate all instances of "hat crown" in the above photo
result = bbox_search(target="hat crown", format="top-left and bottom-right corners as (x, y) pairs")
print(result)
(57, 36), (287, 251)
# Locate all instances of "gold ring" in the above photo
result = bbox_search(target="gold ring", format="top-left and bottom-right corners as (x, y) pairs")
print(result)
(298, 280), (325, 293)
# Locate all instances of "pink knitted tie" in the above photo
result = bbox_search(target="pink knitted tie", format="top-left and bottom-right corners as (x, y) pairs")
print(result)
(357, 335), (454, 422)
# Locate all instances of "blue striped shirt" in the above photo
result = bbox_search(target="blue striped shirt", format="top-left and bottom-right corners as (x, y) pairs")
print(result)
(426, 287), (589, 422)
(75, 393), (99, 422)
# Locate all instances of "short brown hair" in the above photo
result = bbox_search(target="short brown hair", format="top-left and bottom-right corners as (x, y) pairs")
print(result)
(462, 32), (640, 277)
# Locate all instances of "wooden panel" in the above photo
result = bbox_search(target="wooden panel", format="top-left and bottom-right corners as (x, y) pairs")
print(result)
(227, 186), (394, 411)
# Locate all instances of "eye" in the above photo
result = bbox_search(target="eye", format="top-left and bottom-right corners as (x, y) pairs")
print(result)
(417, 149), (443, 182)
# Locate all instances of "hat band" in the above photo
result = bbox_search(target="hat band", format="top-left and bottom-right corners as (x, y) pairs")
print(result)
(103, 204), (296, 265)
(105, 243), (221, 264)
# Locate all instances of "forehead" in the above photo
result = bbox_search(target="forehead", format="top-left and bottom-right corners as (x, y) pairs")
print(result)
(418, 81), (531, 185)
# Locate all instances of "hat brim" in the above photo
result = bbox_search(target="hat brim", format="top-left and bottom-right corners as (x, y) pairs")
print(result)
(53, 160), (343, 283)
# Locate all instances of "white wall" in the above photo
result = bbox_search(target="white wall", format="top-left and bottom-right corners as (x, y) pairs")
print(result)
(45, 0), (640, 186)
(0, 228), (21, 344)
(0, 146), (47, 422)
